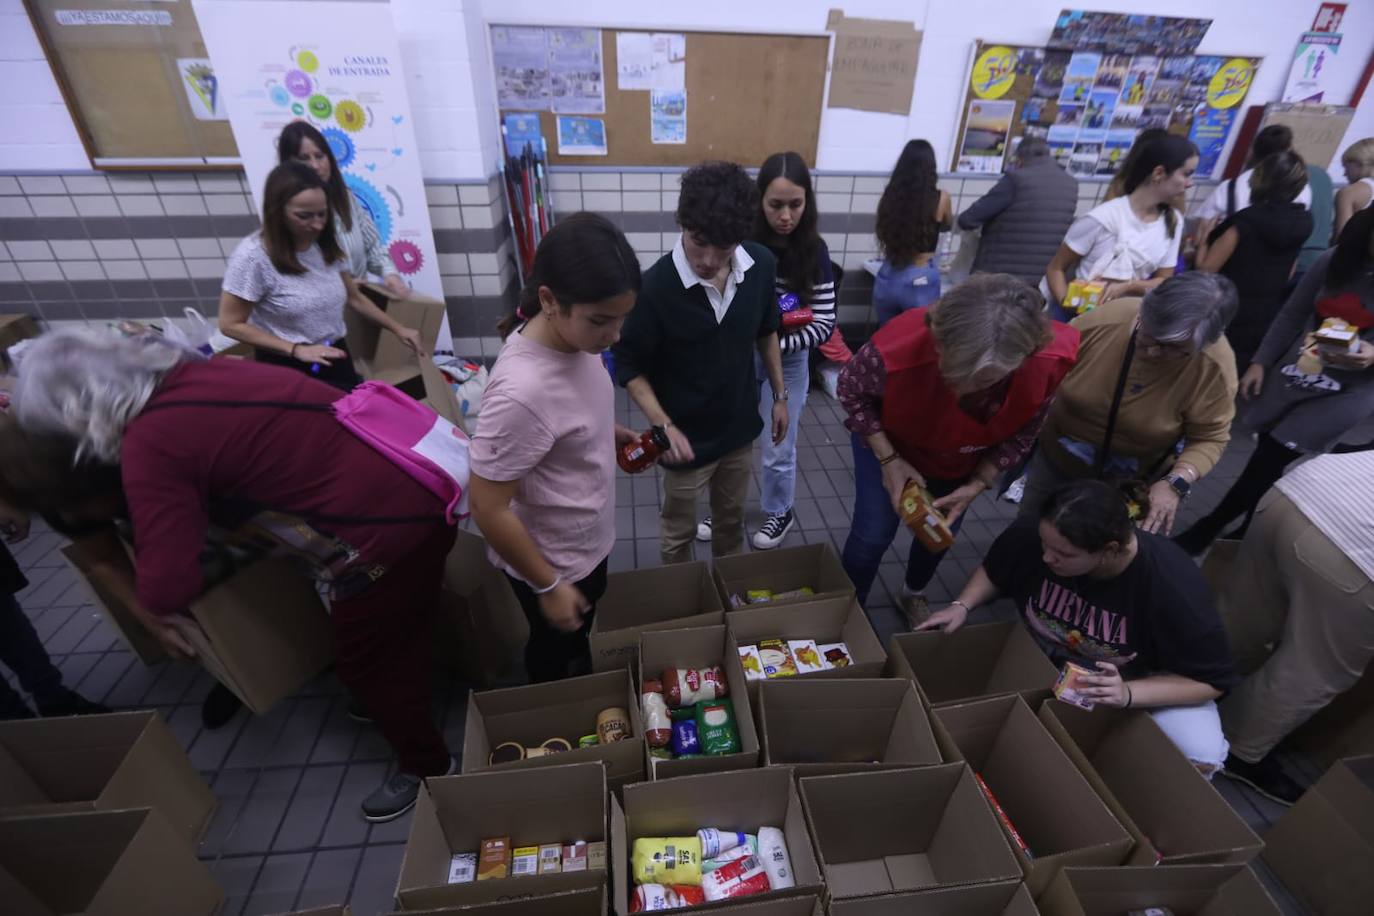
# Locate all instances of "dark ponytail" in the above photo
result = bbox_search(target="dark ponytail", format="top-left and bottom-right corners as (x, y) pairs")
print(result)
(1039, 479), (1145, 552)
(1121, 134), (1197, 238)
(498, 212), (641, 338)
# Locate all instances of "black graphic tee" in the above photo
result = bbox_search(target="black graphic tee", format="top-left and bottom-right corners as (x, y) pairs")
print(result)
(983, 521), (1238, 691)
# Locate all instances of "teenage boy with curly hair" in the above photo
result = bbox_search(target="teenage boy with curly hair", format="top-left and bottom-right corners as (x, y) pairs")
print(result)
(613, 161), (789, 564)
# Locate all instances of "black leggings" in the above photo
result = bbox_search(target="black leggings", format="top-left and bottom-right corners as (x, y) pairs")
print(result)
(507, 558), (609, 683)
(1186, 434), (1302, 542)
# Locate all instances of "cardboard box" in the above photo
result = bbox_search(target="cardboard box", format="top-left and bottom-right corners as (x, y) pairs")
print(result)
(0, 807), (223, 915)
(0, 313), (39, 370)
(638, 625), (760, 780)
(610, 766), (823, 914)
(888, 622), (1058, 708)
(462, 669), (646, 793)
(347, 284), (464, 427)
(933, 696), (1132, 897)
(1037, 703), (1262, 866)
(0, 711), (215, 844)
(1262, 754), (1374, 916)
(1038, 864), (1281, 916)
(757, 678), (941, 776)
(589, 563), (725, 672)
(395, 762), (607, 911)
(827, 880), (1038, 916)
(272, 908), (351, 916)
(61, 536), (166, 666)
(434, 529), (529, 687)
(713, 543), (855, 612)
(799, 764), (1021, 900)
(394, 886), (605, 916)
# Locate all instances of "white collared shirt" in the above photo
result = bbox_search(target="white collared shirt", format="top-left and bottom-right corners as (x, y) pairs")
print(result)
(671, 234), (754, 324)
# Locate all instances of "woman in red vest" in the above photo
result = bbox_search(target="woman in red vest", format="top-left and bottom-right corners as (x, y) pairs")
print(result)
(837, 274), (1079, 626)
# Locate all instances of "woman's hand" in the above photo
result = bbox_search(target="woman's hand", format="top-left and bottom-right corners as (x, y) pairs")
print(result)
(771, 399), (790, 445)
(383, 274), (410, 298)
(539, 581), (590, 633)
(1142, 480), (1181, 535)
(392, 325), (426, 357)
(153, 614), (200, 660)
(661, 424), (695, 466)
(915, 602), (969, 633)
(1100, 279), (1138, 303)
(931, 481), (986, 527)
(1239, 363), (1265, 399)
(614, 424), (639, 448)
(1075, 661), (1131, 707)
(293, 343), (348, 365)
(881, 455), (924, 513)
(1326, 339), (1374, 371)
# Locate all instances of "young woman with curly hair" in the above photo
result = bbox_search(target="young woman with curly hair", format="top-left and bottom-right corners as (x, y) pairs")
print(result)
(873, 139), (952, 326)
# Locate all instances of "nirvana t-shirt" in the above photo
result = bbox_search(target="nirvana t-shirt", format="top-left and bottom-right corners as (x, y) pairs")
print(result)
(983, 521), (1237, 691)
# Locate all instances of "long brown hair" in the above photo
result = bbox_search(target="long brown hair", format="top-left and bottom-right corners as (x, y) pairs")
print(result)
(260, 162), (343, 275)
(753, 152), (823, 307)
(277, 121), (354, 231)
(876, 139), (940, 268)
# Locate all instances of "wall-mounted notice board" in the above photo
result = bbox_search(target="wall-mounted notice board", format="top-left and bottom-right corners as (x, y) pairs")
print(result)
(492, 25), (831, 167)
(24, 0), (239, 168)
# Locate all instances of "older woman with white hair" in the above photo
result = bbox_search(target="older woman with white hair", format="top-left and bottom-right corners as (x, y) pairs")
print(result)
(10, 328), (455, 823)
(1018, 271), (1240, 534)
(837, 273), (1080, 626)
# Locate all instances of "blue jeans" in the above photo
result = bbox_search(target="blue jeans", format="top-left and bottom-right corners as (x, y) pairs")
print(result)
(873, 262), (941, 327)
(841, 433), (965, 607)
(755, 349), (812, 516)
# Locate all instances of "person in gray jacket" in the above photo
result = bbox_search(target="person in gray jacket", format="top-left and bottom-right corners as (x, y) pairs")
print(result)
(957, 138), (1078, 288)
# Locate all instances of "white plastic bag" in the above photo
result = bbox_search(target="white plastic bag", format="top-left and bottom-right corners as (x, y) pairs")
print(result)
(162, 308), (238, 355)
(439, 359), (489, 419)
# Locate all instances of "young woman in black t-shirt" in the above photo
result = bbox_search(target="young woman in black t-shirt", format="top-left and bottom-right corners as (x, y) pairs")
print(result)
(919, 479), (1237, 775)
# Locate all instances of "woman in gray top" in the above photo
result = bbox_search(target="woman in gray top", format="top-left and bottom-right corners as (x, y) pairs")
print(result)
(1175, 208), (1374, 554)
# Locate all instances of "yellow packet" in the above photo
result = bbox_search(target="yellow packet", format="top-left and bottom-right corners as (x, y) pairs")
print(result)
(632, 836), (703, 886)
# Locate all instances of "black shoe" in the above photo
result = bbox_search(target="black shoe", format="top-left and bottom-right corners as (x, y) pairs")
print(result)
(201, 682), (244, 729)
(1221, 752), (1305, 806)
(0, 700), (36, 721)
(347, 698), (373, 724)
(361, 756), (457, 822)
(35, 689), (110, 718)
(752, 510), (796, 550)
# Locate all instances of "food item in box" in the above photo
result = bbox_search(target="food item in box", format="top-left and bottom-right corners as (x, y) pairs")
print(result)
(900, 481), (956, 551)
(632, 836), (703, 886)
(587, 840), (606, 870)
(1064, 278), (1106, 314)
(538, 843), (562, 874)
(757, 826), (795, 890)
(478, 837), (511, 880)
(1126, 909), (1175, 916)
(649, 746), (674, 760)
(976, 774), (1033, 859)
(597, 706), (631, 743)
(1053, 661), (1097, 710)
(671, 718), (701, 756)
(788, 639), (824, 673)
(817, 642), (852, 669)
(511, 845), (539, 877)
(578, 734), (599, 748)
(772, 586), (815, 600)
(490, 741), (524, 765)
(642, 681), (672, 747)
(700, 854), (771, 902)
(1314, 317), (1360, 354)
(448, 851), (477, 884)
(738, 645), (766, 681)
(540, 737), (572, 754)
(663, 666), (728, 706)
(697, 828), (747, 858)
(702, 838), (759, 873)
(696, 699), (741, 755)
(746, 589), (773, 603)
(563, 842), (588, 872)
(630, 884), (707, 913)
(758, 638), (798, 677)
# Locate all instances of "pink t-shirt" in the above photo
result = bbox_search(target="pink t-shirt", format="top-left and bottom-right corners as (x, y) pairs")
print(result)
(470, 330), (616, 583)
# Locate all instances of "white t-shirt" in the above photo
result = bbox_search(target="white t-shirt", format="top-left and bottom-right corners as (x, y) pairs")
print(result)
(1192, 168), (1314, 221)
(223, 234), (348, 345)
(1058, 196), (1182, 286)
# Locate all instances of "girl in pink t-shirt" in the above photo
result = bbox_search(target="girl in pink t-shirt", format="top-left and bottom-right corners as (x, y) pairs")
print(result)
(469, 213), (642, 681)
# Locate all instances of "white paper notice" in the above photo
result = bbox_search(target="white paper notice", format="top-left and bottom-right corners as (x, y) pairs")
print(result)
(617, 31), (684, 91)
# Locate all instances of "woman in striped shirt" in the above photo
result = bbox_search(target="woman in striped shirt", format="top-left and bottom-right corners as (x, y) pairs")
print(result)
(278, 121), (409, 297)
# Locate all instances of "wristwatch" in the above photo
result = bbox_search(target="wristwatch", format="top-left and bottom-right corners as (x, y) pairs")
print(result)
(1164, 473), (1192, 499)
(772, 388), (789, 402)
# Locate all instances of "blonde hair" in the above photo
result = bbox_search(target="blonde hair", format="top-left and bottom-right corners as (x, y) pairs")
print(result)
(1343, 138), (1374, 169)
(927, 274), (1054, 389)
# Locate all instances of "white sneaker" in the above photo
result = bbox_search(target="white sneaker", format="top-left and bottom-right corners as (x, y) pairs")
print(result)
(819, 364), (841, 400)
(696, 516), (712, 542)
(751, 510), (796, 550)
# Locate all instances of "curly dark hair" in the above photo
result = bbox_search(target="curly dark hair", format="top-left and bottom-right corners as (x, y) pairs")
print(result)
(753, 152), (822, 306)
(676, 161), (758, 248)
(876, 139), (940, 268)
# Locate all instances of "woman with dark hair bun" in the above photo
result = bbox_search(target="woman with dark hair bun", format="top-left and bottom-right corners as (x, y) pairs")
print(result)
(872, 139), (951, 326)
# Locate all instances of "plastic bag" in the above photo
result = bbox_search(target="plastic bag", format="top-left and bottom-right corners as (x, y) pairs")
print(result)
(162, 307), (237, 355)
(440, 359), (489, 419)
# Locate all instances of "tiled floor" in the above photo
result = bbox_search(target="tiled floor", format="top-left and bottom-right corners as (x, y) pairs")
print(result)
(6, 382), (1322, 915)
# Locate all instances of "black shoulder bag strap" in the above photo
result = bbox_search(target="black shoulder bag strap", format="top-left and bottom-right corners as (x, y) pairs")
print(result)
(1094, 329), (1138, 479)
(1225, 177), (1237, 219)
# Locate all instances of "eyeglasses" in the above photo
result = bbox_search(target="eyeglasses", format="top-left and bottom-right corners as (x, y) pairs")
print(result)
(1137, 333), (1192, 357)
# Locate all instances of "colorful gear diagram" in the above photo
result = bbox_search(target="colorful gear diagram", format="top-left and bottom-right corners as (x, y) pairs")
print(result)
(344, 173), (392, 245)
(321, 127), (355, 169)
(335, 100), (366, 133)
(388, 240), (424, 276)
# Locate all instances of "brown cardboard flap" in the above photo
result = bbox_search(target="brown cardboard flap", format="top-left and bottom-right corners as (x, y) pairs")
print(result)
(347, 287), (464, 429)
(61, 538), (166, 666)
(889, 622), (1058, 708)
(396, 886), (607, 916)
(827, 879), (1037, 916)
(712, 543), (855, 611)
(589, 563), (725, 672)
(436, 529), (528, 686)
(1038, 864), (1281, 916)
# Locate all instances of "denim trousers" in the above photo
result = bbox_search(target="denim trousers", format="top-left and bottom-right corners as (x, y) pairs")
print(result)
(755, 348), (812, 516)
(873, 262), (941, 328)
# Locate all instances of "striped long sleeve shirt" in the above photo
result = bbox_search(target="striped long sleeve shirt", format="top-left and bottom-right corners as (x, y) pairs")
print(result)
(774, 239), (837, 354)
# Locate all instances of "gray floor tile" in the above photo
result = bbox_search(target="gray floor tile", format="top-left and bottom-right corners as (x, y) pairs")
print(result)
(207, 855), (262, 916)
(200, 768), (258, 857)
(320, 762), (388, 847)
(75, 651), (136, 703)
(295, 847), (363, 909)
(270, 697), (334, 766)
(188, 709), (250, 771)
(273, 765), (346, 852)
(310, 697), (365, 765)
(347, 843), (406, 916)
(242, 851), (312, 915)
(225, 767), (301, 855)
(224, 701), (297, 769)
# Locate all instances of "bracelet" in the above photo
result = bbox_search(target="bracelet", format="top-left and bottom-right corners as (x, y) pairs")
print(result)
(290, 343), (300, 359)
(1124, 682), (1133, 709)
(531, 575), (563, 596)
(878, 452), (899, 466)
(949, 599), (970, 613)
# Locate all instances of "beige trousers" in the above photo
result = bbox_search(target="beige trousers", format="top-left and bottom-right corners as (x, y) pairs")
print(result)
(659, 445), (752, 565)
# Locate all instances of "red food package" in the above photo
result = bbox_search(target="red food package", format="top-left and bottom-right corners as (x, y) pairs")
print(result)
(662, 666), (728, 707)
(701, 854), (770, 901)
(976, 773), (1033, 859)
(641, 681), (671, 748)
(630, 884), (707, 912)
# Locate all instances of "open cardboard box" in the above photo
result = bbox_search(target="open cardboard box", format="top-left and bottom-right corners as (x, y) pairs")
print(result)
(1038, 702), (1261, 866)
(758, 678), (941, 776)
(395, 762), (607, 911)
(726, 596), (887, 707)
(462, 669), (645, 794)
(611, 766), (822, 914)
(435, 529), (529, 687)
(395, 886), (606, 916)
(713, 543), (854, 612)
(888, 621), (1057, 708)
(1037, 864), (1281, 916)
(827, 880), (1038, 916)
(273, 908), (352, 916)
(0, 711), (215, 844)
(933, 696), (1132, 897)
(800, 764), (1021, 900)
(589, 563), (725, 672)
(346, 284), (463, 427)
(1262, 753), (1374, 916)
(0, 807), (224, 915)
(638, 624), (760, 780)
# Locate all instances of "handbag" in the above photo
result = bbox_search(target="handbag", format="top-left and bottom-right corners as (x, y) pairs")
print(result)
(1094, 329), (1164, 514)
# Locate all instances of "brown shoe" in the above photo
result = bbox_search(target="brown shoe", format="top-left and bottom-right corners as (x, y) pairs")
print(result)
(901, 592), (931, 630)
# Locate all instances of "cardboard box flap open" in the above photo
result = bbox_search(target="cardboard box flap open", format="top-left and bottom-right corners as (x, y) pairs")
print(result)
(727, 596), (886, 679)
(889, 622), (1057, 707)
(758, 679), (940, 772)
(346, 286), (463, 429)
(60, 540), (166, 666)
(397, 886), (608, 916)
(590, 563), (725, 672)
(713, 543), (855, 610)
(827, 880), (1037, 916)
(1038, 864), (1281, 916)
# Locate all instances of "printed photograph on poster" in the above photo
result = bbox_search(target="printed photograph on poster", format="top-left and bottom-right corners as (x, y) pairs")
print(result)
(1049, 10), (1211, 57)
(1189, 105), (1235, 176)
(1033, 50), (1071, 99)
(1059, 52), (1101, 104)
(956, 99), (1014, 173)
(1048, 111), (1082, 146)
(650, 33), (686, 90)
(557, 115), (607, 156)
(1023, 124), (1050, 141)
(177, 58), (225, 120)
(1016, 48), (1045, 81)
(1140, 104), (1172, 129)
(1182, 57), (1222, 104)
(1098, 129), (1137, 175)
(1120, 56), (1158, 105)
(1093, 54), (1129, 91)
(1049, 140), (1074, 167)
(650, 90), (686, 144)
(1159, 56), (1192, 81)
(492, 25), (551, 110)
(1069, 141), (1102, 177)
(1022, 97), (1049, 125)
(502, 112), (544, 157)
(616, 31), (685, 91)
(548, 27), (605, 114)
(1110, 104), (1142, 129)
(1147, 79), (1182, 105)
(1080, 88), (1117, 142)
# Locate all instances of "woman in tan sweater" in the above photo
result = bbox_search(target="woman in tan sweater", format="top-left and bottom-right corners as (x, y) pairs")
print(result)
(1019, 272), (1240, 535)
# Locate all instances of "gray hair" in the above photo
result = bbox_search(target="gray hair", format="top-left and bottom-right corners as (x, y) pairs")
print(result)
(929, 274), (1053, 387)
(1017, 137), (1051, 161)
(1139, 272), (1239, 351)
(13, 328), (193, 463)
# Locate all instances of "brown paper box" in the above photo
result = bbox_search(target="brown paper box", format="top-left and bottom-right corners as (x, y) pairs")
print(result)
(888, 621), (1058, 708)
(347, 285), (464, 427)
(0, 711), (215, 844)
(434, 529), (529, 687)
(800, 764), (1021, 900)
(461, 669), (646, 794)
(611, 766), (823, 914)
(758, 678), (941, 776)
(393, 886), (605, 916)
(395, 762), (607, 911)
(61, 538), (166, 666)
(0, 807), (224, 916)
(933, 696), (1133, 897)
(1262, 754), (1374, 916)
(272, 908), (352, 916)
(713, 543), (855, 612)
(1037, 864), (1281, 916)
(827, 879), (1038, 916)
(1037, 703), (1261, 866)
(638, 624), (760, 780)
(589, 562), (725, 672)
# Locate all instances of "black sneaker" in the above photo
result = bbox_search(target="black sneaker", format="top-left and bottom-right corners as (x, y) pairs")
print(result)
(1221, 752), (1305, 806)
(362, 756), (457, 822)
(35, 689), (110, 718)
(347, 698), (373, 724)
(751, 510), (796, 550)
(695, 516), (712, 542)
(201, 682), (244, 730)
